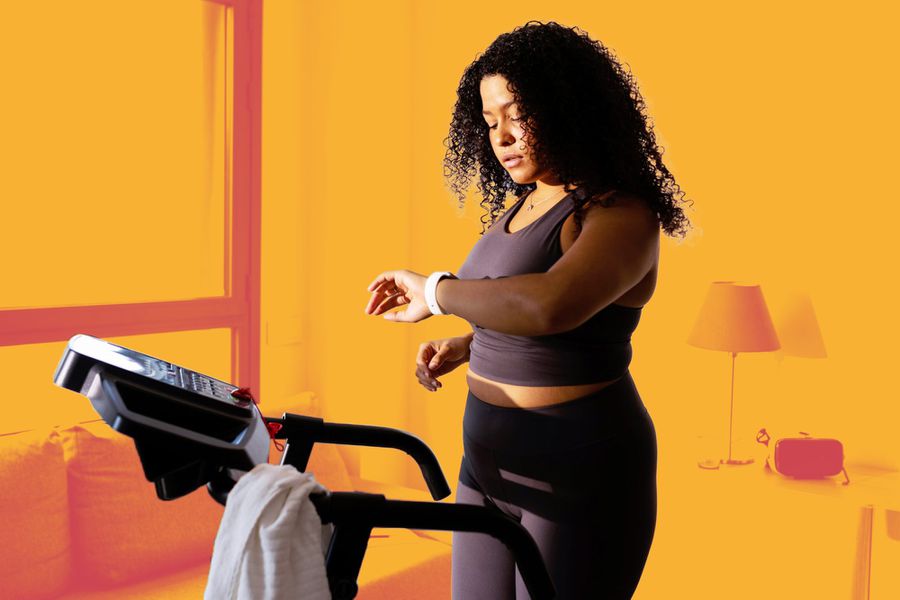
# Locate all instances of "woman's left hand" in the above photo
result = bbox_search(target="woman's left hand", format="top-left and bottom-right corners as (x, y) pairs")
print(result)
(364, 269), (431, 323)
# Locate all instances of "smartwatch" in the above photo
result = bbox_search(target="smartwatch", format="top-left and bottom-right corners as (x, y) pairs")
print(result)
(425, 271), (457, 315)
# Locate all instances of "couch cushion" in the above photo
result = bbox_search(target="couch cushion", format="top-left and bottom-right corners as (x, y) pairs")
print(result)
(60, 421), (224, 589)
(0, 427), (70, 600)
(54, 561), (211, 600)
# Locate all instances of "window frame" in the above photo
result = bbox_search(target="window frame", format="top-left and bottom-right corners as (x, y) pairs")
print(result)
(0, 0), (262, 396)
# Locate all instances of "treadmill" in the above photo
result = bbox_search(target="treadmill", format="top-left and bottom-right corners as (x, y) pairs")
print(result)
(52, 334), (555, 600)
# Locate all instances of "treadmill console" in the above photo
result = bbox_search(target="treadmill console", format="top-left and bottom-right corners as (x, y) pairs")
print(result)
(53, 334), (270, 500)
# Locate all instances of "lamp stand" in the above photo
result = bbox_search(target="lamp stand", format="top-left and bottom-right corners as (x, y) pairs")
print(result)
(722, 351), (754, 466)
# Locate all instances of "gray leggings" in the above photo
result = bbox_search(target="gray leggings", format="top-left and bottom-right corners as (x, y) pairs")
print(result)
(451, 371), (657, 600)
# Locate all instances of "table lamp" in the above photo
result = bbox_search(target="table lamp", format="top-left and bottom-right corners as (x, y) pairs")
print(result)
(687, 281), (781, 467)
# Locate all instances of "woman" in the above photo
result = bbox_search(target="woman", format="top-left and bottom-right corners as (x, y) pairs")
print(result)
(364, 20), (691, 600)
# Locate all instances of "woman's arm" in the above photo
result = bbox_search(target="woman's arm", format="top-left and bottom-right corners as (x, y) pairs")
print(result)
(436, 199), (659, 336)
(435, 274), (553, 337)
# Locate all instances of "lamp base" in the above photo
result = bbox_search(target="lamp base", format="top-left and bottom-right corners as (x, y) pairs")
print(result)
(721, 457), (755, 466)
(697, 457), (755, 470)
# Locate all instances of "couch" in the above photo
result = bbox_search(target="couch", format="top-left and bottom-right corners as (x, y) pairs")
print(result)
(0, 392), (452, 599)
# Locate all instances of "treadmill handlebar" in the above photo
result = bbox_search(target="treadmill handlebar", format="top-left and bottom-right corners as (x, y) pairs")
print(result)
(265, 412), (451, 501)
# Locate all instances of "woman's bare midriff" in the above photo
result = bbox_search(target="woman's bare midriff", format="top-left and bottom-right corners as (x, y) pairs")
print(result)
(465, 368), (623, 408)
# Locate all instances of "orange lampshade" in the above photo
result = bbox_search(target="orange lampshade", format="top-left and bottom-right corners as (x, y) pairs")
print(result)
(687, 281), (781, 353)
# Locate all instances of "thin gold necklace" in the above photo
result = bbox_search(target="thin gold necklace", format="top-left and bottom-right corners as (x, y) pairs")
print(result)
(526, 188), (567, 211)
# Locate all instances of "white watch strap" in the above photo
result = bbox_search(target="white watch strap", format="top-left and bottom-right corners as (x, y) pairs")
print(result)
(425, 271), (455, 315)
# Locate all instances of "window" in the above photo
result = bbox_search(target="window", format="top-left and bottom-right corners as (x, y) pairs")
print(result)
(0, 0), (261, 434)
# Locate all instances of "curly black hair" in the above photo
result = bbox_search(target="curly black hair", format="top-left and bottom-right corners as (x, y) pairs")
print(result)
(442, 20), (693, 239)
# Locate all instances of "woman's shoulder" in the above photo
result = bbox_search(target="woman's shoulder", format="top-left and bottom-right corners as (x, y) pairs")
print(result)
(582, 190), (657, 224)
(562, 190), (658, 245)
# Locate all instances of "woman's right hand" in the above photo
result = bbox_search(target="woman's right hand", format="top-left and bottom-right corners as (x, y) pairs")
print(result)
(415, 335), (472, 392)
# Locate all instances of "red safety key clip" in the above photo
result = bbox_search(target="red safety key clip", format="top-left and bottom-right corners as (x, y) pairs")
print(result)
(230, 387), (285, 451)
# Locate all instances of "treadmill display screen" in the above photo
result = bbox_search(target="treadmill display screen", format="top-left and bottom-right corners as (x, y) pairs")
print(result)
(69, 334), (239, 404)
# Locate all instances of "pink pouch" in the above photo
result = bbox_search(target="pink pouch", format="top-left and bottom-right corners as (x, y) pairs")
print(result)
(756, 428), (850, 485)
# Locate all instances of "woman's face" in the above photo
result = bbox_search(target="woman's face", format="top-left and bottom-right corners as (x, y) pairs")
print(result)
(480, 75), (550, 184)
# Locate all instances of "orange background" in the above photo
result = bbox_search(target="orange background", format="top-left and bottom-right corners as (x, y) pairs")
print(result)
(2, 1), (899, 598)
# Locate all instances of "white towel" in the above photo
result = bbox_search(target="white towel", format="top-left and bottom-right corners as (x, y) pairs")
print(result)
(205, 463), (334, 600)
